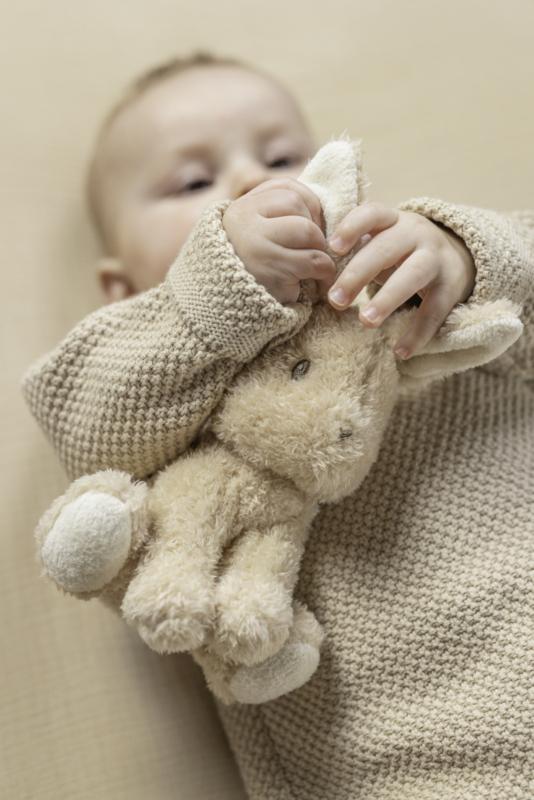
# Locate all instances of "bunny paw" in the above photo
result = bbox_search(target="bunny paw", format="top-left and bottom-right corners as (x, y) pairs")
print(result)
(214, 580), (294, 666)
(121, 571), (215, 653)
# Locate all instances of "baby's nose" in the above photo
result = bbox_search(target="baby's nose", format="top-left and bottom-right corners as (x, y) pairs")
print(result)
(230, 161), (270, 199)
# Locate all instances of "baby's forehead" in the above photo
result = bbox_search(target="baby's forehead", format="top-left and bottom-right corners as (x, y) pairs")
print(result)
(99, 66), (302, 169)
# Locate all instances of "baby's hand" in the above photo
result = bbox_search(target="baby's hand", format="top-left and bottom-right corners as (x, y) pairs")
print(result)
(326, 202), (476, 358)
(223, 178), (336, 304)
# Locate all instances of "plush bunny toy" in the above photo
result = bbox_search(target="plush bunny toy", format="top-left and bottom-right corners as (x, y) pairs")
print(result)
(35, 140), (522, 705)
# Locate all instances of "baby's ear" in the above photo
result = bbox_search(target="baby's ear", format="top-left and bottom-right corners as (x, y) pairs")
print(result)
(97, 257), (135, 304)
(382, 299), (523, 391)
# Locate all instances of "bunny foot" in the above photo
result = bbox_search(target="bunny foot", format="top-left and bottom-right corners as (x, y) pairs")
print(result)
(36, 471), (149, 597)
(229, 602), (324, 703)
(121, 563), (215, 653)
(41, 492), (131, 593)
(197, 602), (324, 704)
(214, 578), (294, 666)
(229, 636), (319, 704)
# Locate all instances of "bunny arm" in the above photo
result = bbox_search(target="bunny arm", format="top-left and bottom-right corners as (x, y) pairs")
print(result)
(212, 505), (317, 667)
(399, 201), (534, 380)
(120, 444), (247, 653)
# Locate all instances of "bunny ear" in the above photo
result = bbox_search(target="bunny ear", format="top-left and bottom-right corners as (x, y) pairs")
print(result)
(298, 136), (368, 240)
(382, 298), (523, 390)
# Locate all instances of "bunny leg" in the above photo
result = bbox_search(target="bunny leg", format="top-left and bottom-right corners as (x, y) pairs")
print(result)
(195, 602), (324, 705)
(121, 453), (239, 654)
(36, 471), (149, 598)
(213, 516), (310, 666)
(121, 511), (231, 654)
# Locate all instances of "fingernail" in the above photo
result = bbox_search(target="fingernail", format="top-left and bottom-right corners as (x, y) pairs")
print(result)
(328, 287), (348, 306)
(361, 306), (379, 323)
(394, 346), (409, 360)
(329, 236), (345, 254)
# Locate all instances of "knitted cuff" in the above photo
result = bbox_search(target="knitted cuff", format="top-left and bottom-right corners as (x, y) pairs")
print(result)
(166, 200), (313, 361)
(398, 198), (533, 311)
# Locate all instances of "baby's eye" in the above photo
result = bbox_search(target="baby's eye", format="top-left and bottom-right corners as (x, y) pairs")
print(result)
(161, 177), (213, 197)
(268, 155), (302, 169)
(181, 178), (213, 193)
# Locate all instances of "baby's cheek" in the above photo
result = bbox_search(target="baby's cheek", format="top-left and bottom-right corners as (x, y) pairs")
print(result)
(124, 211), (195, 291)
(124, 239), (169, 292)
(151, 200), (216, 273)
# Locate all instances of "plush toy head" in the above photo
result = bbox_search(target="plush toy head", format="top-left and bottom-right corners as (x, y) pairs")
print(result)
(211, 302), (399, 502)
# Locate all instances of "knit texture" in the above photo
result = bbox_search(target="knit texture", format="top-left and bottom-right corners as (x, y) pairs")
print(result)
(22, 201), (312, 479)
(220, 367), (534, 799)
(218, 208), (534, 800)
(23, 198), (534, 797)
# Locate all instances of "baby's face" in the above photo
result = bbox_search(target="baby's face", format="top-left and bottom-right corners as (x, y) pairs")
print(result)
(94, 65), (316, 300)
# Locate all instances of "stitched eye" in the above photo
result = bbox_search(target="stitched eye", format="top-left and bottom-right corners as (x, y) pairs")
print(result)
(291, 359), (311, 380)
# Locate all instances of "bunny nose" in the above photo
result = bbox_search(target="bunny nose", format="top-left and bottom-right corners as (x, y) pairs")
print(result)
(339, 427), (353, 439)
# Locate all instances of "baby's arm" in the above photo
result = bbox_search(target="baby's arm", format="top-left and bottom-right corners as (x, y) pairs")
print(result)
(325, 198), (534, 378)
(398, 201), (534, 379)
(22, 193), (325, 481)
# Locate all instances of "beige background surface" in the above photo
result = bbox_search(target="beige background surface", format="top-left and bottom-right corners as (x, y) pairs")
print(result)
(1, 1), (533, 798)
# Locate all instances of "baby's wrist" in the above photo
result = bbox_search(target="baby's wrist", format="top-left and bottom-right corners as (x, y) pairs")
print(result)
(436, 222), (476, 302)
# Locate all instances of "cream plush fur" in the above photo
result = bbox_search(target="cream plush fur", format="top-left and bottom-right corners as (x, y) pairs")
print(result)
(35, 140), (523, 705)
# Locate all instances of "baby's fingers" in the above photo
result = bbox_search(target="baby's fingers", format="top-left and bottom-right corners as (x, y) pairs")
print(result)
(328, 225), (413, 308)
(263, 242), (336, 303)
(393, 284), (456, 359)
(359, 250), (437, 326)
(329, 202), (399, 255)
(263, 215), (328, 252)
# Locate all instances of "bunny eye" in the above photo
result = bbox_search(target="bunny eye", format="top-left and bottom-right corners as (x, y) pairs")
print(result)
(291, 359), (311, 380)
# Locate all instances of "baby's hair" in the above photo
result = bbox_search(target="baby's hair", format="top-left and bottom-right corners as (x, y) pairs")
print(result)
(86, 50), (258, 252)
(98, 51), (247, 135)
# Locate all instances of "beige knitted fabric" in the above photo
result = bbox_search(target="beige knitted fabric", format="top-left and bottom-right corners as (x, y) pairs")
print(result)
(22, 201), (312, 480)
(217, 206), (534, 800)
(23, 199), (534, 798)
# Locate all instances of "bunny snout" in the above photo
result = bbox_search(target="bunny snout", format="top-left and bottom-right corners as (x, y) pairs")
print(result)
(338, 427), (353, 440)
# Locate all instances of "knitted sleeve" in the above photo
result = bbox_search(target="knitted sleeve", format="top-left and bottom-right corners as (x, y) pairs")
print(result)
(398, 200), (534, 379)
(22, 200), (312, 481)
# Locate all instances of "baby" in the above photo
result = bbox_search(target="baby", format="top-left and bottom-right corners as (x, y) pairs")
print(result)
(24, 51), (534, 799)
(87, 51), (475, 350)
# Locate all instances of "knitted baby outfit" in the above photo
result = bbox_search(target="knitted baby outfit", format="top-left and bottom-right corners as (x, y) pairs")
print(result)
(23, 142), (534, 798)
